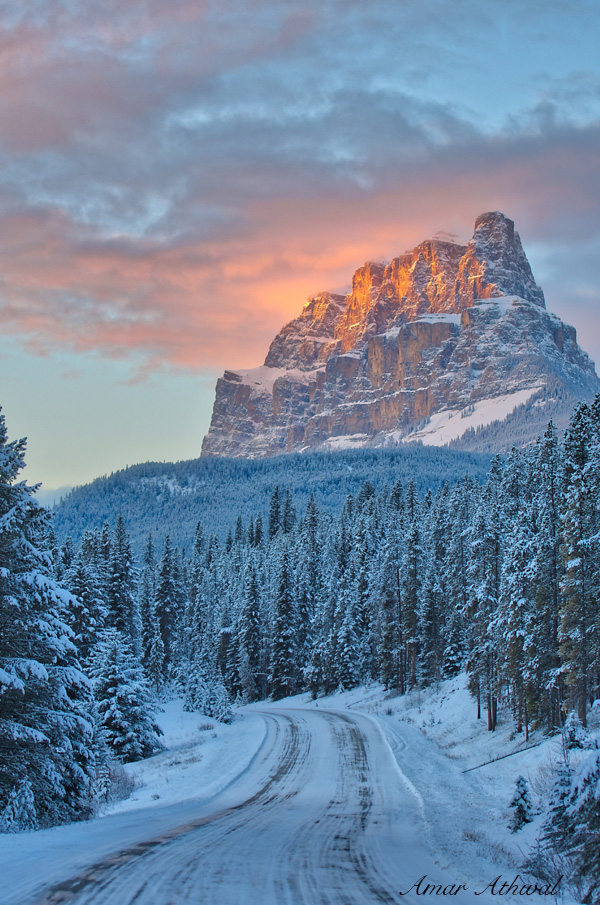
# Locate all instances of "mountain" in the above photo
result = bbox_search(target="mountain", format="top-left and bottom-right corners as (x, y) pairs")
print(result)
(201, 212), (599, 457)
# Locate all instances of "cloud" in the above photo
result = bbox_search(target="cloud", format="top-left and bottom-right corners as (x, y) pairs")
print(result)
(1, 0), (600, 373)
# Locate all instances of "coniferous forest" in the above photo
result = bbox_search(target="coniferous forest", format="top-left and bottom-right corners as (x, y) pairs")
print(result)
(2, 399), (600, 898)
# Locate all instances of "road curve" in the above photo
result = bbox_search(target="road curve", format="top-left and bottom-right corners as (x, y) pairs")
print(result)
(33, 708), (476, 905)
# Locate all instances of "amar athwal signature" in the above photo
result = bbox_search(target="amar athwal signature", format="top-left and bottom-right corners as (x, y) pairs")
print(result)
(399, 875), (564, 897)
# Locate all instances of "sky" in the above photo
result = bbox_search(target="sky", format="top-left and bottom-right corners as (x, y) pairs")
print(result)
(1, 0), (600, 494)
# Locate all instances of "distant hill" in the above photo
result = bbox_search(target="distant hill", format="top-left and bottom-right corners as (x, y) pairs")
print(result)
(52, 446), (492, 558)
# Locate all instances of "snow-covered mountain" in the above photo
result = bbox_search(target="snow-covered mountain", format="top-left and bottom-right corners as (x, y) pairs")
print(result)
(202, 212), (599, 457)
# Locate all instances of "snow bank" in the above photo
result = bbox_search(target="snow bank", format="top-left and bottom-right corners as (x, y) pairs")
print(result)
(0, 701), (267, 905)
(105, 698), (267, 816)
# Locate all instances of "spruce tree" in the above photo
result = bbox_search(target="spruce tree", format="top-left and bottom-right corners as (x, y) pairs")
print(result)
(154, 536), (177, 672)
(560, 403), (594, 726)
(90, 630), (162, 762)
(509, 775), (533, 832)
(270, 549), (297, 700)
(105, 515), (138, 648)
(0, 408), (95, 828)
(269, 486), (281, 540)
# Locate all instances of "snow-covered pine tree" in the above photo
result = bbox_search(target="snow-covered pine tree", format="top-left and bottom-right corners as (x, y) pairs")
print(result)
(565, 749), (600, 902)
(560, 403), (594, 727)
(378, 553), (400, 690)
(541, 758), (573, 852)
(105, 515), (139, 650)
(529, 422), (564, 730)
(0, 408), (95, 829)
(62, 552), (107, 666)
(400, 508), (421, 689)
(90, 629), (162, 762)
(336, 603), (360, 690)
(509, 775), (534, 832)
(154, 535), (177, 673)
(184, 656), (233, 722)
(138, 532), (156, 668)
(0, 778), (37, 833)
(269, 486), (281, 540)
(351, 509), (376, 682)
(270, 544), (297, 700)
(498, 507), (537, 738)
(237, 559), (262, 700)
(146, 620), (166, 694)
(466, 458), (504, 730)
(281, 489), (296, 534)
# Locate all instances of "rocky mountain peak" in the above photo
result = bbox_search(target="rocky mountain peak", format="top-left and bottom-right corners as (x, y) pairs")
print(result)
(455, 211), (546, 309)
(202, 213), (597, 458)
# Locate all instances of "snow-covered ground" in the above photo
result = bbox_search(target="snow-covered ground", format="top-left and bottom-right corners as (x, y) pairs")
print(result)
(0, 677), (585, 904)
(261, 676), (581, 903)
(106, 700), (267, 816)
(0, 705), (267, 904)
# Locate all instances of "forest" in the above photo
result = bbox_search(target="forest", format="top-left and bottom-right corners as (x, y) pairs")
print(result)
(52, 443), (492, 557)
(1, 397), (600, 900)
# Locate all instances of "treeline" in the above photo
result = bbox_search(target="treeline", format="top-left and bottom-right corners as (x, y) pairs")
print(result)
(46, 395), (600, 734)
(61, 399), (598, 736)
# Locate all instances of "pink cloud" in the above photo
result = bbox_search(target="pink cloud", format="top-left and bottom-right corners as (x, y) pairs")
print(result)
(2, 129), (599, 379)
(0, 2), (599, 377)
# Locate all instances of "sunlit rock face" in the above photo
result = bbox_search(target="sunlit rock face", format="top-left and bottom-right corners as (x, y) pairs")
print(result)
(202, 213), (599, 457)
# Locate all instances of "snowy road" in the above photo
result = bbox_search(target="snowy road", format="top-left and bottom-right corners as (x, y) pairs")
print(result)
(27, 708), (496, 905)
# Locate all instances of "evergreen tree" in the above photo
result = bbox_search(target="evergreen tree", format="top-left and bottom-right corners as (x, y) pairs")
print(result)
(270, 549), (297, 700)
(105, 515), (139, 649)
(466, 458), (503, 730)
(90, 630), (162, 762)
(509, 775), (533, 832)
(62, 553), (107, 665)
(378, 559), (400, 690)
(138, 532), (157, 667)
(0, 408), (95, 828)
(146, 620), (166, 694)
(154, 536), (177, 672)
(560, 403), (594, 726)
(564, 749), (600, 902)
(541, 758), (573, 851)
(254, 512), (264, 548)
(529, 423), (564, 729)
(269, 486), (281, 540)
(238, 560), (262, 700)
(0, 779), (38, 833)
(282, 489), (296, 534)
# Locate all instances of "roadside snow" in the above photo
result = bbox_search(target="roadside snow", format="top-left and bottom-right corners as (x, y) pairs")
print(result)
(105, 699), (267, 816)
(0, 681), (587, 904)
(0, 701), (266, 905)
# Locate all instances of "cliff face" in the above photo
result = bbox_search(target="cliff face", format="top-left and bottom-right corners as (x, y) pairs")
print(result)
(202, 213), (599, 457)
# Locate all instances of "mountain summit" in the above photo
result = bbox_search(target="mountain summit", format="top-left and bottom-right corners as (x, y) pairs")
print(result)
(202, 213), (599, 456)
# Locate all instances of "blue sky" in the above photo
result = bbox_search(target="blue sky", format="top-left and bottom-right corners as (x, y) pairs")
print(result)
(1, 0), (599, 490)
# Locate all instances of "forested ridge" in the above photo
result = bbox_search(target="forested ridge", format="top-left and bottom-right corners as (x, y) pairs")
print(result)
(52, 445), (492, 557)
(2, 398), (600, 901)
